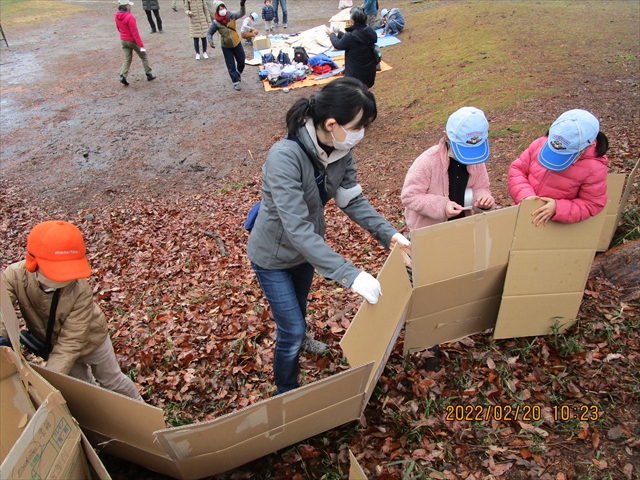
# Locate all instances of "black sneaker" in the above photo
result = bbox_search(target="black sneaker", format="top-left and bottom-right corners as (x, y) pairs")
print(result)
(146, 74), (157, 81)
(119, 75), (129, 86)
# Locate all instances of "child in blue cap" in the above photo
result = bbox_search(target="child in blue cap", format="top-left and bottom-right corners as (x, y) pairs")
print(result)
(508, 109), (609, 226)
(402, 106), (495, 231)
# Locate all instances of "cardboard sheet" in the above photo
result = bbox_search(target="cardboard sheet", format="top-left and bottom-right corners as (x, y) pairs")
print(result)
(340, 246), (412, 405)
(493, 198), (606, 339)
(410, 206), (518, 288)
(0, 347), (111, 480)
(597, 174), (626, 251)
(349, 449), (367, 479)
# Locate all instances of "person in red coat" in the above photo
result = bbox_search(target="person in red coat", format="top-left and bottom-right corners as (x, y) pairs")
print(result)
(115, 0), (156, 86)
(508, 109), (609, 226)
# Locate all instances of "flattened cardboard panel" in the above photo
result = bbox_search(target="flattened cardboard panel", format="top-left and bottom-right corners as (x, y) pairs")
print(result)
(494, 293), (585, 339)
(0, 392), (80, 480)
(404, 296), (502, 353)
(0, 282), (25, 364)
(33, 365), (167, 456)
(510, 199), (607, 251)
(165, 395), (365, 480)
(615, 158), (640, 229)
(1, 348), (37, 464)
(494, 198), (605, 339)
(154, 363), (372, 460)
(501, 249), (597, 296)
(597, 174), (626, 251)
(349, 449), (367, 480)
(411, 206), (518, 287)
(407, 265), (507, 320)
(340, 247), (412, 405)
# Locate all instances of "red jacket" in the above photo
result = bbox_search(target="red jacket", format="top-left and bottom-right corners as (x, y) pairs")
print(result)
(115, 11), (144, 47)
(508, 136), (608, 223)
(401, 137), (494, 230)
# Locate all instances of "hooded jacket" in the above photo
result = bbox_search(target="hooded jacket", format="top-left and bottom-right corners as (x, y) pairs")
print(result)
(329, 24), (378, 88)
(207, 0), (245, 48)
(401, 137), (494, 230)
(1, 261), (109, 375)
(115, 10), (144, 47)
(385, 8), (405, 35)
(508, 136), (608, 223)
(247, 122), (398, 288)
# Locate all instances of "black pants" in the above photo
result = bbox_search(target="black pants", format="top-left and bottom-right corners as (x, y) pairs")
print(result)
(145, 9), (162, 32)
(193, 37), (207, 54)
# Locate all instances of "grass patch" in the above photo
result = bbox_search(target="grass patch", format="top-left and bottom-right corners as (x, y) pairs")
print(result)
(378, 1), (639, 135)
(0, 0), (85, 26)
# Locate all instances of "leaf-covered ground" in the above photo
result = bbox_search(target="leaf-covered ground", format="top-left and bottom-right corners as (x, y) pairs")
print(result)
(1, 0), (639, 478)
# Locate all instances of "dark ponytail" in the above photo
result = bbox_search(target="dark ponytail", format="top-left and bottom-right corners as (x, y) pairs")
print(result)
(285, 77), (377, 138)
(594, 131), (609, 157)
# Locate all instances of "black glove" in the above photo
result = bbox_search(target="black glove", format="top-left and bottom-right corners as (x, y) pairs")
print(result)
(0, 336), (12, 348)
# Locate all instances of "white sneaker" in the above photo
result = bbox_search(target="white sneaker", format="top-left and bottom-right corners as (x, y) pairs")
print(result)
(195, 53), (201, 60)
(203, 52), (209, 59)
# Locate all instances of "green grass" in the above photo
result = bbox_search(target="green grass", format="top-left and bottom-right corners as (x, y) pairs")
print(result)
(378, 1), (639, 135)
(0, 0), (85, 25)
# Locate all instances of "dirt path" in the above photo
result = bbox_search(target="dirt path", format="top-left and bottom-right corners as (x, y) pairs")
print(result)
(0, 0), (351, 210)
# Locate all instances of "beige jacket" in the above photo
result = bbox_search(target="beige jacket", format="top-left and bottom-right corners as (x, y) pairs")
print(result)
(2, 261), (109, 374)
(186, 0), (212, 38)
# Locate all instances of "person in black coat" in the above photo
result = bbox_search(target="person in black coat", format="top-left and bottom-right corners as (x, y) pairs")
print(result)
(328, 7), (378, 88)
(142, 0), (162, 33)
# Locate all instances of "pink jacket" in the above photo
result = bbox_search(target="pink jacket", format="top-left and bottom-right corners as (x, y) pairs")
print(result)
(401, 137), (494, 231)
(508, 136), (608, 224)
(115, 11), (144, 47)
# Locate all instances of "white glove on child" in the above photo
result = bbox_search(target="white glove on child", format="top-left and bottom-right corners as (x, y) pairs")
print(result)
(352, 271), (382, 304)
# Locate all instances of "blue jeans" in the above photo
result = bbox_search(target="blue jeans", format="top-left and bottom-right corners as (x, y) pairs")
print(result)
(251, 261), (315, 394)
(222, 43), (245, 84)
(272, 0), (287, 25)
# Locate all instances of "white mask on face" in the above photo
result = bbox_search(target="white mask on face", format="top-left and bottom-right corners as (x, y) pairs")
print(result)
(331, 125), (365, 150)
(218, 8), (227, 16)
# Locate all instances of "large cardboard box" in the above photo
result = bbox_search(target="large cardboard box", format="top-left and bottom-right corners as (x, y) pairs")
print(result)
(2, 248), (410, 480)
(253, 35), (271, 51)
(0, 347), (111, 480)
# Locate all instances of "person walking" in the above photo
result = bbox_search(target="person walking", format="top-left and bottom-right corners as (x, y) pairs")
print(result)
(328, 7), (378, 88)
(362, 0), (378, 26)
(115, 0), (156, 85)
(247, 78), (411, 394)
(207, 0), (246, 90)
(1, 221), (144, 402)
(142, 0), (162, 33)
(186, 0), (212, 59)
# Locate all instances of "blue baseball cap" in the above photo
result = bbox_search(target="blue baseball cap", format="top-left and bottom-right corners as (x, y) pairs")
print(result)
(446, 107), (490, 165)
(539, 109), (599, 172)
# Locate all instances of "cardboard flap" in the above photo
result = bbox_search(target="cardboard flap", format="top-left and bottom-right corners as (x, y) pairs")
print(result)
(615, 158), (640, 229)
(0, 282), (26, 364)
(153, 362), (373, 460)
(32, 364), (167, 456)
(340, 246), (412, 407)
(494, 198), (606, 339)
(349, 449), (367, 480)
(411, 206), (518, 287)
(597, 173), (626, 251)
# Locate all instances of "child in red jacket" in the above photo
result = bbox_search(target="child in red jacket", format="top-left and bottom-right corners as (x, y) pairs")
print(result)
(508, 109), (609, 226)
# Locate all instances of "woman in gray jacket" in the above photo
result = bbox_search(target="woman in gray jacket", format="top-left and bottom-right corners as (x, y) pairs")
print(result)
(247, 78), (411, 394)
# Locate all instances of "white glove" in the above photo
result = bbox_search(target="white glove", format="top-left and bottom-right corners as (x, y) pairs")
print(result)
(352, 271), (382, 304)
(140, 48), (146, 52)
(391, 233), (410, 248)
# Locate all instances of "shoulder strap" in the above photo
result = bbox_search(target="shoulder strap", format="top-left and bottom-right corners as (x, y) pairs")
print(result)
(287, 137), (328, 206)
(44, 289), (61, 357)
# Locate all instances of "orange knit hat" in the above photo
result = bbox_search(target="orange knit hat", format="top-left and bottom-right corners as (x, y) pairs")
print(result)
(25, 220), (91, 282)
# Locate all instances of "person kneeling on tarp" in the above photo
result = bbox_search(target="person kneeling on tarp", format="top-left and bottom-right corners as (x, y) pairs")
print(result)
(1, 220), (144, 402)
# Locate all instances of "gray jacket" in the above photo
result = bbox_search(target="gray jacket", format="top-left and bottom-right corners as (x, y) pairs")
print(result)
(142, 0), (160, 10)
(247, 126), (397, 288)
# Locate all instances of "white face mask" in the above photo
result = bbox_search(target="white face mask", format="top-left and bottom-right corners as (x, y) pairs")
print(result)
(35, 270), (73, 291)
(331, 125), (365, 150)
(218, 8), (227, 16)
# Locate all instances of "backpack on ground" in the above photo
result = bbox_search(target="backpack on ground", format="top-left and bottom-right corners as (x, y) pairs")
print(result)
(277, 49), (291, 65)
(293, 46), (309, 65)
(262, 52), (275, 64)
